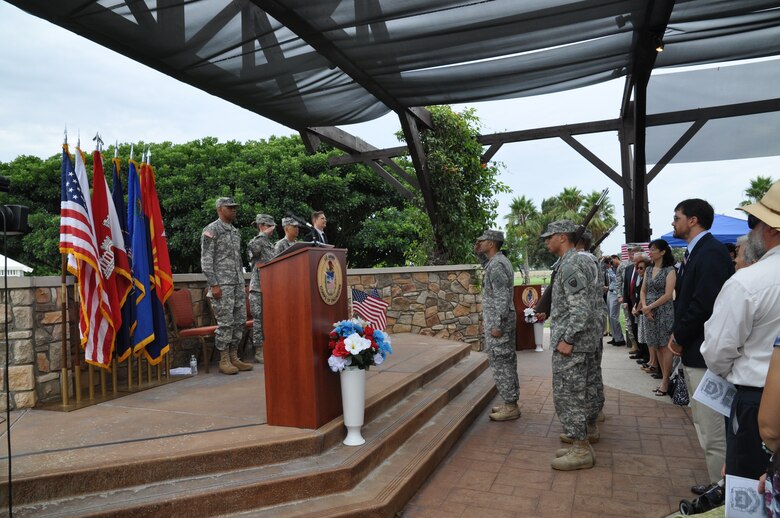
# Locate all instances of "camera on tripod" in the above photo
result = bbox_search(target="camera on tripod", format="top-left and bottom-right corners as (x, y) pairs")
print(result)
(0, 175), (30, 235)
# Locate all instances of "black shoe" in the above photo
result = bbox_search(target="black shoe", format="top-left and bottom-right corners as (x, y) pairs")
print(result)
(612, 341), (626, 346)
(679, 483), (724, 515)
(629, 354), (640, 359)
(651, 372), (663, 379)
(607, 339), (616, 345)
(690, 484), (715, 495)
(636, 359), (648, 365)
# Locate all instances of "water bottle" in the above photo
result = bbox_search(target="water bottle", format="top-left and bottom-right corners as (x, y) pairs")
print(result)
(190, 355), (198, 375)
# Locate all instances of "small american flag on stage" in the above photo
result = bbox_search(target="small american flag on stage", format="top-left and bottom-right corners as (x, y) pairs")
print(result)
(352, 288), (389, 330)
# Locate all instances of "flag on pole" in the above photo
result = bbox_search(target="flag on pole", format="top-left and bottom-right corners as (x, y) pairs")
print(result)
(139, 159), (170, 364)
(351, 288), (389, 330)
(110, 156), (135, 361)
(59, 147), (113, 367)
(127, 160), (155, 355)
(140, 162), (173, 303)
(89, 151), (132, 367)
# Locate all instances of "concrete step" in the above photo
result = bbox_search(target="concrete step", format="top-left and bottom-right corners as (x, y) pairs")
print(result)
(13, 351), (492, 517)
(8, 341), (474, 507)
(238, 368), (497, 517)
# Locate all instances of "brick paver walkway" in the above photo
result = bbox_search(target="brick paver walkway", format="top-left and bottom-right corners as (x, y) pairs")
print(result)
(405, 366), (710, 517)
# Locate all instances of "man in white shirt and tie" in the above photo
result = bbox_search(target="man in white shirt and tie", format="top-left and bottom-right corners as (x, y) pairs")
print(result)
(311, 210), (328, 244)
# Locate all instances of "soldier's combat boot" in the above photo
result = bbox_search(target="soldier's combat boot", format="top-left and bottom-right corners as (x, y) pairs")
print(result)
(597, 410), (606, 422)
(560, 422), (600, 444)
(489, 402), (520, 421)
(254, 344), (264, 364)
(229, 347), (253, 371)
(219, 350), (239, 375)
(556, 442), (596, 458)
(551, 440), (595, 471)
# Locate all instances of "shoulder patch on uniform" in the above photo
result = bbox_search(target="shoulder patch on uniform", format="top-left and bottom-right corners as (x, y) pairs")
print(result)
(568, 277), (579, 288)
(203, 230), (214, 238)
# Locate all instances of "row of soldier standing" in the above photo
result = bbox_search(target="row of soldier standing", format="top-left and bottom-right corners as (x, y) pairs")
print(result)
(477, 220), (606, 472)
(200, 197), (328, 374)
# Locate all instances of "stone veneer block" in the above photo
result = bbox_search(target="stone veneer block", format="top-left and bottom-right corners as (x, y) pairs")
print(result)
(12, 306), (34, 329)
(14, 390), (37, 408)
(8, 365), (35, 391)
(11, 289), (34, 306)
(12, 339), (34, 363)
(41, 311), (63, 324)
(35, 287), (52, 304)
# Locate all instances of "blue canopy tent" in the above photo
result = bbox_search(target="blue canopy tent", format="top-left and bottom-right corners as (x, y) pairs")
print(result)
(659, 214), (749, 248)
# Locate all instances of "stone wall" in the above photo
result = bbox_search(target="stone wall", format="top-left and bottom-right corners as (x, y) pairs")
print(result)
(348, 265), (483, 349)
(0, 265), (483, 409)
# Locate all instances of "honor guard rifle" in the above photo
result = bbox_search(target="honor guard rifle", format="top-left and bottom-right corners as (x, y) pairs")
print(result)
(589, 223), (618, 253)
(534, 188), (610, 317)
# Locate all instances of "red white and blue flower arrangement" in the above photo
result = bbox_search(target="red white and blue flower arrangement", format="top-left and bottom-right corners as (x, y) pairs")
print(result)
(327, 318), (393, 372)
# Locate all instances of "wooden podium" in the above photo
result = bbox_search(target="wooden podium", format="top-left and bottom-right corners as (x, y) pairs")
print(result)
(513, 284), (542, 351)
(259, 245), (347, 428)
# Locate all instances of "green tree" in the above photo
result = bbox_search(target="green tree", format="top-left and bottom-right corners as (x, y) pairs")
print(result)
(503, 195), (538, 283)
(741, 175), (774, 206)
(398, 106), (509, 264)
(501, 187), (617, 271)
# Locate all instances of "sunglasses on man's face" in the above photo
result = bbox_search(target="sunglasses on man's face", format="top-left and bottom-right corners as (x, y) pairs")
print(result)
(748, 214), (760, 229)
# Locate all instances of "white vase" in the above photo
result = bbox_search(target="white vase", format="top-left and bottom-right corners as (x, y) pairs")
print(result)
(340, 366), (366, 446)
(533, 322), (544, 352)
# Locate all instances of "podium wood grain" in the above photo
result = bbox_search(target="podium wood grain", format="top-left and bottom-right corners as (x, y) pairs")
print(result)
(259, 247), (347, 428)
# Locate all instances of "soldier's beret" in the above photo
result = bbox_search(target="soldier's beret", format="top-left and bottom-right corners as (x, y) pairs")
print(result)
(216, 197), (238, 208)
(540, 220), (577, 238)
(255, 214), (275, 226)
(476, 229), (504, 242)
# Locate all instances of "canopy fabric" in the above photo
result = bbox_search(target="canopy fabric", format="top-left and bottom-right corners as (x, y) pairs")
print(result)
(8, 0), (780, 129)
(647, 58), (780, 164)
(657, 214), (749, 247)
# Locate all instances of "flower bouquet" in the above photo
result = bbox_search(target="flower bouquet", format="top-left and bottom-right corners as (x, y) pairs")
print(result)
(523, 307), (538, 324)
(327, 318), (393, 372)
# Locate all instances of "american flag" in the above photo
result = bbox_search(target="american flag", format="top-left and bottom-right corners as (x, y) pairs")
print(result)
(620, 242), (650, 261)
(59, 145), (114, 367)
(352, 288), (389, 330)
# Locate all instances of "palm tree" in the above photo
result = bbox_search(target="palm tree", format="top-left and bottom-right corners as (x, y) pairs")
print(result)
(504, 195), (538, 283)
(741, 176), (774, 206)
(580, 190), (618, 242)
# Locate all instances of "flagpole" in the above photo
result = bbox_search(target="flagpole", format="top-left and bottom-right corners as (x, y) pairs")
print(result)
(60, 245), (70, 407)
(112, 358), (118, 395)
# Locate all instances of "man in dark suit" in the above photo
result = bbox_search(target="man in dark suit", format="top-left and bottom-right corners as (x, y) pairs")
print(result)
(667, 198), (734, 493)
(311, 210), (328, 244)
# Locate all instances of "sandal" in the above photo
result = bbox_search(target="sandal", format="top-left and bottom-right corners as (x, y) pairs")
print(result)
(654, 388), (668, 396)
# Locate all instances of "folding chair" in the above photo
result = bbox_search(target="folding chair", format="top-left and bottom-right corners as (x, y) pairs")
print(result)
(166, 288), (217, 373)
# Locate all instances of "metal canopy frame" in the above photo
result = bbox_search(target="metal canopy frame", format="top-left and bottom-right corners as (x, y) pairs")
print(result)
(9, 0), (780, 245)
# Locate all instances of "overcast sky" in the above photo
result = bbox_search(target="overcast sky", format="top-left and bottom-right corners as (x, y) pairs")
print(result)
(1, 2), (776, 259)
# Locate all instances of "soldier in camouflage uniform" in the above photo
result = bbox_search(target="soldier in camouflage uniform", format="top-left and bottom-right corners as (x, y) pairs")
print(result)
(542, 220), (596, 470)
(477, 229), (520, 422)
(572, 229), (607, 436)
(247, 214), (277, 363)
(201, 197), (253, 375)
(274, 217), (301, 255)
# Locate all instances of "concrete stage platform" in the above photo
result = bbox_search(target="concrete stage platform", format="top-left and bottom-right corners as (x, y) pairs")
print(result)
(0, 334), (495, 517)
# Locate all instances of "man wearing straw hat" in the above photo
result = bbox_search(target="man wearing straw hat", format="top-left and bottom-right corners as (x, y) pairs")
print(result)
(700, 179), (780, 482)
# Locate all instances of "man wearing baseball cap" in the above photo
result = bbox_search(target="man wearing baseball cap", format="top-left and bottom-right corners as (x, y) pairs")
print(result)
(542, 219), (597, 470)
(201, 197), (250, 374)
(701, 179), (780, 483)
(476, 229), (520, 422)
(247, 213), (277, 363)
(274, 217), (302, 255)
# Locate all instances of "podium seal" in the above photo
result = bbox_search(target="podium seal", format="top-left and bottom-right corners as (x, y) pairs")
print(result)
(317, 252), (343, 305)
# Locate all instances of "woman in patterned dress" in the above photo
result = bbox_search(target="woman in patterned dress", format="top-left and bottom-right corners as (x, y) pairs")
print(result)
(639, 239), (677, 396)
